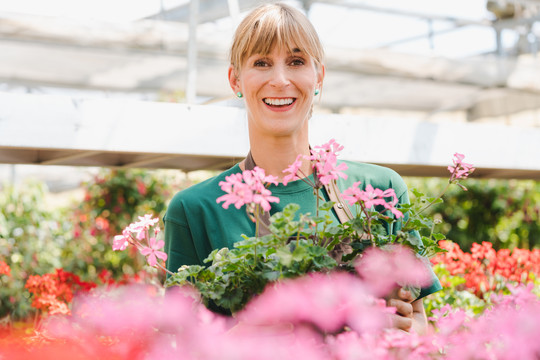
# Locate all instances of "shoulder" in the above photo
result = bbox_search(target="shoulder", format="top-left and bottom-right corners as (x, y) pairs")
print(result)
(165, 165), (241, 223)
(339, 160), (408, 198)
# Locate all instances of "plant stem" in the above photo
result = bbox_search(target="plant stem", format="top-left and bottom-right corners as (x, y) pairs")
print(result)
(296, 168), (317, 188)
(33, 310), (40, 331)
(255, 204), (260, 238)
(316, 188), (320, 219)
(428, 220), (436, 241)
(364, 211), (373, 245)
(416, 182), (451, 216)
(254, 204), (259, 268)
(296, 224), (301, 248)
(403, 182), (451, 230)
(247, 209), (273, 238)
(156, 261), (176, 276)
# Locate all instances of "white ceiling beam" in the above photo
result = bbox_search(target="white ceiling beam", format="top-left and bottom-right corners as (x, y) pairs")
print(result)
(1, 92), (539, 179)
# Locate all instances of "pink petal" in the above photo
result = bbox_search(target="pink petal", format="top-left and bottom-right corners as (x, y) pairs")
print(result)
(146, 252), (157, 267)
(155, 251), (168, 262)
(153, 239), (165, 251)
(112, 235), (129, 251)
(140, 246), (152, 256)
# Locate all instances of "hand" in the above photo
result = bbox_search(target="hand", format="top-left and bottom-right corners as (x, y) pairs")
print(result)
(387, 288), (428, 334)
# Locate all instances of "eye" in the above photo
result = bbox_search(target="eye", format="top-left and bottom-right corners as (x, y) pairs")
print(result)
(254, 59), (270, 67)
(290, 57), (305, 66)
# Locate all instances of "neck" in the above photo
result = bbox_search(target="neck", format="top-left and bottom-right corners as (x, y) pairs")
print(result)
(244, 134), (312, 181)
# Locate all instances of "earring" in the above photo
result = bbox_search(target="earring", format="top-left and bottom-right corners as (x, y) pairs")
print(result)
(236, 92), (243, 98)
(314, 89), (320, 96)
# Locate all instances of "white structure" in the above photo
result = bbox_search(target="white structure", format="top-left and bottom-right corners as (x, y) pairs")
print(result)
(1, 92), (539, 179)
(1, 0), (540, 180)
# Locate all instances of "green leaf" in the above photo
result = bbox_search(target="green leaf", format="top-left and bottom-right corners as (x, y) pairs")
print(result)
(319, 201), (335, 212)
(275, 246), (293, 267)
(411, 188), (426, 198)
(433, 233), (446, 241)
(262, 271), (280, 281)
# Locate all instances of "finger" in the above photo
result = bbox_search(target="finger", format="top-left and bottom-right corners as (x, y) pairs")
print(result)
(390, 313), (412, 332)
(398, 288), (414, 302)
(388, 299), (413, 317)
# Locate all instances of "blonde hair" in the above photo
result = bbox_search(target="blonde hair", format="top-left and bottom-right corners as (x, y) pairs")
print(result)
(229, 3), (324, 73)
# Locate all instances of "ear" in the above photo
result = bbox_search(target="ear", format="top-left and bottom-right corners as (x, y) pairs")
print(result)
(228, 65), (240, 94)
(316, 64), (325, 90)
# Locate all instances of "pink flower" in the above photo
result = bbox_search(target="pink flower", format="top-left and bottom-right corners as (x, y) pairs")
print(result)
(140, 237), (168, 266)
(251, 166), (279, 186)
(217, 166), (279, 212)
(448, 152), (475, 182)
(130, 214), (159, 231)
(310, 139), (348, 186)
(112, 214), (162, 253)
(282, 154), (304, 185)
(343, 183), (404, 218)
(127, 214), (160, 240)
(112, 232), (130, 251)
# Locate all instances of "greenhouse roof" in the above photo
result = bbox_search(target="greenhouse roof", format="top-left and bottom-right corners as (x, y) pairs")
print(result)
(1, 0), (540, 178)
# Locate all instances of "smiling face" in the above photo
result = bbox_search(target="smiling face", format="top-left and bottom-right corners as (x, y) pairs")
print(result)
(229, 46), (324, 138)
(227, 3), (325, 140)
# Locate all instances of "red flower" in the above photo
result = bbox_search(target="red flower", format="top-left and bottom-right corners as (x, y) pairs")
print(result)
(25, 269), (96, 315)
(0, 261), (11, 277)
(136, 178), (147, 196)
(432, 240), (540, 298)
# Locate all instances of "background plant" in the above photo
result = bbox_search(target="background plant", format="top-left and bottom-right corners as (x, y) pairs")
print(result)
(406, 178), (540, 251)
(424, 240), (540, 318)
(64, 168), (183, 282)
(0, 169), (187, 321)
(0, 181), (70, 320)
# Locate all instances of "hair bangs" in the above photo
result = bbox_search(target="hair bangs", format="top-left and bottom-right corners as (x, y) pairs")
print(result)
(230, 3), (324, 72)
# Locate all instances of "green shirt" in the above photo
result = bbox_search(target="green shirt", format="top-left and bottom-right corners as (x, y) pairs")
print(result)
(164, 160), (442, 298)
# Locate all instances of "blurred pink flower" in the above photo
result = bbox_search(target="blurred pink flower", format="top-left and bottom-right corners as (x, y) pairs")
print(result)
(434, 307), (469, 337)
(140, 237), (167, 266)
(448, 152), (475, 182)
(44, 284), (228, 359)
(217, 166), (279, 212)
(491, 283), (537, 309)
(355, 245), (432, 297)
(238, 272), (388, 335)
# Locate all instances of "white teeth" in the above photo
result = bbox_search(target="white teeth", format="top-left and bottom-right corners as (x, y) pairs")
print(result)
(264, 98), (294, 106)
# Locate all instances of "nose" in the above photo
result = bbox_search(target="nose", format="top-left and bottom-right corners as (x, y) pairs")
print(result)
(268, 64), (290, 88)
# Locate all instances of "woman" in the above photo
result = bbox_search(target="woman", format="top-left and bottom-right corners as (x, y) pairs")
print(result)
(164, 3), (441, 334)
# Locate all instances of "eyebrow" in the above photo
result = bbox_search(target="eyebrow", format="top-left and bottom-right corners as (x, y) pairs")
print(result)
(248, 47), (303, 59)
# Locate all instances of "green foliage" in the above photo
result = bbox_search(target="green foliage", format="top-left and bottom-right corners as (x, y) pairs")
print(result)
(0, 181), (69, 319)
(63, 169), (183, 281)
(406, 178), (540, 251)
(166, 185), (447, 314)
(165, 204), (337, 313)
